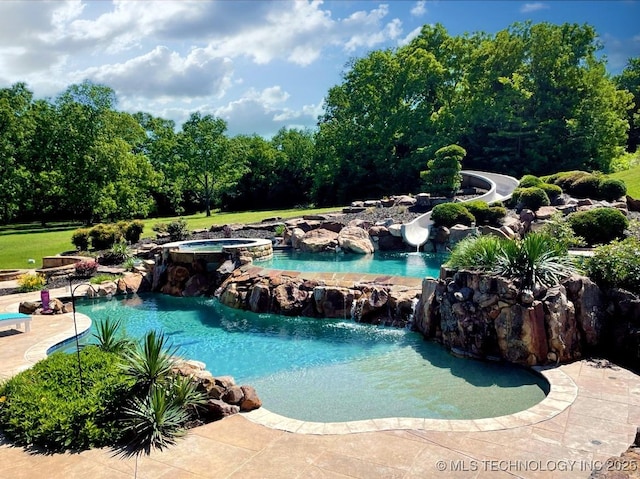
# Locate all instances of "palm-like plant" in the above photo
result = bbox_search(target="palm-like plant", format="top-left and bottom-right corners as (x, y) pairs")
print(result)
(123, 330), (177, 393)
(120, 386), (190, 454)
(93, 318), (134, 354)
(168, 375), (207, 413)
(493, 233), (578, 288)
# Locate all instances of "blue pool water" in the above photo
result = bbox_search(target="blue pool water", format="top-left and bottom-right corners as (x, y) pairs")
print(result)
(259, 250), (447, 278)
(73, 294), (548, 422)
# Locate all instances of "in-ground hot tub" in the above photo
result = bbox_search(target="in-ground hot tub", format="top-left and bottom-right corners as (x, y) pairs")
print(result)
(161, 238), (273, 266)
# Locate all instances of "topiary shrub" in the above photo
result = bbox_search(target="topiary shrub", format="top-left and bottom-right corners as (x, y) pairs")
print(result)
(538, 183), (563, 202)
(431, 203), (475, 227)
(420, 144), (465, 197)
(89, 224), (121, 250)
(511, 187), (550, 211)
(518, 175), (543, 188)
(71, 228), (91, 251)
(586, 237), (640, 293)
(544, 170), (591, 190)
(462, 201), (506, 226)
(598, 178), (627, 202)
(569, 175), (602, 199)
(0, 347), (134, 451)
(567, 207), (629, 246)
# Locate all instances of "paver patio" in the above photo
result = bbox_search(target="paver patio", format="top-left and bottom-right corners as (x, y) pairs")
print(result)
(1, 285), (638, 478)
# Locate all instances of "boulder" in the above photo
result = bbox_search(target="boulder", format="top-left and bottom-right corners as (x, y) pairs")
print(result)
(338, 226), (375, 254)
(221, 385), (245, 405)
(394, 195), (416, 206)
(183, 273), (209, 297)
(299, 228), (338, 253)
(626, 195), (640, 212)
(248, 283), (271, 313)
(290, 227), (306, 249)
(479, 225), (510, 239)
(240, 385), (262, 411)
(206, 399), (240, 419)
(535, 206), (558, 220)
(313, 286), (354, 318)
(448, 224), (475, 244)
(19, 301), (39, 314)
(388, 224), (402, 237)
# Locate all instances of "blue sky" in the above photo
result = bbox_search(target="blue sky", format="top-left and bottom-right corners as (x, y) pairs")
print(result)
(0, 1), (638, 137)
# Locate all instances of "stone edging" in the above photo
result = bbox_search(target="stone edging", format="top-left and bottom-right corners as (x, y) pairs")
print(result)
(241, 366), (577, 435)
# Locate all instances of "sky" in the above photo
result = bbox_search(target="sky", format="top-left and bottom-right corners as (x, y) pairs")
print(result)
(0, 0), (638, 138)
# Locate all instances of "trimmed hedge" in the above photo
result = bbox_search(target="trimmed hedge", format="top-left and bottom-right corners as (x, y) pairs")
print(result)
(71, 221), (145, 251)
(567, 208), (629, 246)
(544, 170), (627, 201)
(518, 175), (543, 188)
(431, 202), (475, 227)
(464, 200), (506, 226)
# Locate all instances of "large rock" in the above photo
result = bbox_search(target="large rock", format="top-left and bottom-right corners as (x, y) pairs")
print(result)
(206, 399), (240, 419)
(338, 226), (374, 254)
(313, 286), (355, 318)
(299, 228), (338, 253)
(448, 224), (475, 244)
(563, 275), (606, 348)
(248, 283), (271, 313)
(543, 285), (580, 362)
(240, 385), (262, 411)
(290, 227), (306, 249)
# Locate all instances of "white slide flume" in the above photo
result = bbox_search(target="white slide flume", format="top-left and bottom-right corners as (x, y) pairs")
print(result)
(401, 170), (520, 248)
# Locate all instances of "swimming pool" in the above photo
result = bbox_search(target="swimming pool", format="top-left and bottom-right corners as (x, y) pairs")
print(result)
(74, 294), (548, 423)
(260, 250), (447, 278)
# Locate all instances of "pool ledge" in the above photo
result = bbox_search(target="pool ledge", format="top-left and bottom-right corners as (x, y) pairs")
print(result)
(241, 365), (578, 435)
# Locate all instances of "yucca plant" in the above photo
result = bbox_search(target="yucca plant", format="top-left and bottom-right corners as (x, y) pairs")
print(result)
(167, 375), (207, 414)
(123, 330), (177, 393)
(493, 233), (578, 288)
(120, 386), (190, 454)
(93, 318), (134, 354)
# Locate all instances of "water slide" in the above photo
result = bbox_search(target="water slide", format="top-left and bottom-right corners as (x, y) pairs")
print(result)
(401, 170), (520, 248)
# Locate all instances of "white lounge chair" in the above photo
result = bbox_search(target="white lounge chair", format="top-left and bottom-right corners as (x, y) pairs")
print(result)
(0, 313), (32, 333)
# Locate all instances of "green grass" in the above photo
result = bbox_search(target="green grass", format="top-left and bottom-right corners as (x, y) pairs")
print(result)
(609, 164), (640, 199)
(0, 207), (341, 269)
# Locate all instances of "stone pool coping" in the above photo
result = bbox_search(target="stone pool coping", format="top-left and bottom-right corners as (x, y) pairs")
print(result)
(242, 366), (577, 434)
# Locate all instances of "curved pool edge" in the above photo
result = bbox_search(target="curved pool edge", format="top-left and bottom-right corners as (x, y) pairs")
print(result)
(241, 365), (577, 435)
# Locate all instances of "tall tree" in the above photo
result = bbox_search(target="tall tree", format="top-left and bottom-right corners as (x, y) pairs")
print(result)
(177, 113), (243, 216)
(616, 57), (640, 152)
(0, 83), (33, 223)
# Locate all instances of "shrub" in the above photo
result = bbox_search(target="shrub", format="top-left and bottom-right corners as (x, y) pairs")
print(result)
(89, 224), (121, 250)
(152, 222), (168, 233)
(17, 273), (46, 292)
(538, 213), (586, 252)
(567, 208), (629, 246)
(446, 235), (505, 271)
(598, 178), (627, 202)
(463, 201), (507, 226)
(89, 273), (121, 284)
(511, 187), (550, 211)
(71, 228), (91, 251)
(75, 259), (98, 277)
(518, 175), (543, 188)
(544, 170), (591, 190)
(431, 202), (475, 227)
(586, 237), (640, 293)
(569, 174), (602, 198)
(538, 183), (563, 202)
(167, 219), (190, 242)
(123, 220), (145, 244)
(99, 239), (131, 266)
(445, 232), (578, 288)
(0, 347), (134, 451)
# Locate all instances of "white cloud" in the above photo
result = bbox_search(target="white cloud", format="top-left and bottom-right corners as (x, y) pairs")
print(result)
(411, 1), (427, 17)
(398, 26), (424, 47)
(520, 3), (549, 14)
(214, 87), (320, 137)
(79, 46), (234, 99)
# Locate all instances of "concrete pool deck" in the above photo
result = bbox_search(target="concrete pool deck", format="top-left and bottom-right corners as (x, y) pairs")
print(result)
(1, 286), (639, 478)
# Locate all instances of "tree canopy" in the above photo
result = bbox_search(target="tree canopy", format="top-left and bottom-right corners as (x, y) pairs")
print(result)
(0, 21), (637, 223)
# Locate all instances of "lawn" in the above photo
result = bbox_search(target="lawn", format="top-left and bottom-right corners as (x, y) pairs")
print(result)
(610, 164), (640, 199)
(0, 207), (341, 270)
